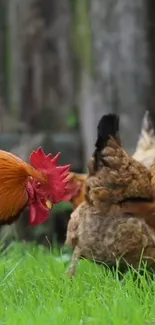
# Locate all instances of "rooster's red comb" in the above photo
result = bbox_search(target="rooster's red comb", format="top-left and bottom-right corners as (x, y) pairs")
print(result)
(29, 146), (71, 203)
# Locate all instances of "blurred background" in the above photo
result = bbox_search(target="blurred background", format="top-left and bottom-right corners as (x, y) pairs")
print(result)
(0, 0), (154, 251)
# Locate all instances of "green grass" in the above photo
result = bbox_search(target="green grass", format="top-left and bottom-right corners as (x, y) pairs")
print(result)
(0, 244), (155, 325)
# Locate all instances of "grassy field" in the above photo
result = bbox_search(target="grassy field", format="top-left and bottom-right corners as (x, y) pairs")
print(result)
(0, 243), (155, 325)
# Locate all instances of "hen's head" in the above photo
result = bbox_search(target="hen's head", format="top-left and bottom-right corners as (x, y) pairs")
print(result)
(26, 147), (72, 226)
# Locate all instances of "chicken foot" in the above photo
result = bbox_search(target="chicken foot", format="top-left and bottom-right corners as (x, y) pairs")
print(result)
(67, 245), (81, 277)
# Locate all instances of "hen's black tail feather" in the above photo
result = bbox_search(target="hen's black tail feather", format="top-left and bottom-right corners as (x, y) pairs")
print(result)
(90, 114), (120, 173)
(95, 113), (119, 151)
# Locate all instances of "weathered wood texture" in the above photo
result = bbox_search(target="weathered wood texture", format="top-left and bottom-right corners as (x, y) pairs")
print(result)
(7, 0), (75, 131)
(1, 0), (154, 166)
(79, 0), (151, 166)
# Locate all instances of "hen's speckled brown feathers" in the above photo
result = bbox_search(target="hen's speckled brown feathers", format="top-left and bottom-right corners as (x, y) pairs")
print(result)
(66, 113), (155, 276)
(66, 202), (155, 276)
(87, 114), (153, 206)
(65, 112), (155, 210)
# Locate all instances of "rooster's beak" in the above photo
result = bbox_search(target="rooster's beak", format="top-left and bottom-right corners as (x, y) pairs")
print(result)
(45, 200), (53, 209)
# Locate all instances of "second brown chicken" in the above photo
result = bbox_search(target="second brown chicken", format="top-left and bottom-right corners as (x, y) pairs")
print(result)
(67, 110), (155, 211)
(66, 114), (155, 276)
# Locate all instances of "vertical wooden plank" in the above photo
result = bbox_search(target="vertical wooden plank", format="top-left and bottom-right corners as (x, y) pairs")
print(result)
(8, 0), (21, 117)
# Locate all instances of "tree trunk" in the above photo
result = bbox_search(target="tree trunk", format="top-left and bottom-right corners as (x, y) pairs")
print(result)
(78, 0), (151, 167)
(147, 0), (155, 123)
(0, 0), (7, 107)
(6, 0), (75, 132)
(41, 0), (74, 131)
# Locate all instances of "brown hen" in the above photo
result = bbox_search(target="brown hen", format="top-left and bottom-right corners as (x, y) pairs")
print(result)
(66, 111), (155, 210)
(66, 114), (155, 276)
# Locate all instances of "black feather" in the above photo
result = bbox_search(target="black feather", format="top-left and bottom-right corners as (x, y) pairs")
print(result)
(95, 113), (119, 151)
(90, 114), (120, 173)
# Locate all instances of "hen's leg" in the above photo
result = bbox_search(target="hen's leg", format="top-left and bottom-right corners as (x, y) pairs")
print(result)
(142, 247), (155, 269)
(67, 245), (81, 277)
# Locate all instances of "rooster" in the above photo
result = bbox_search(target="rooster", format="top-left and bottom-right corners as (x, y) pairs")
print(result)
(66, 114), (155, 276)
(0, 146), (71, 226)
